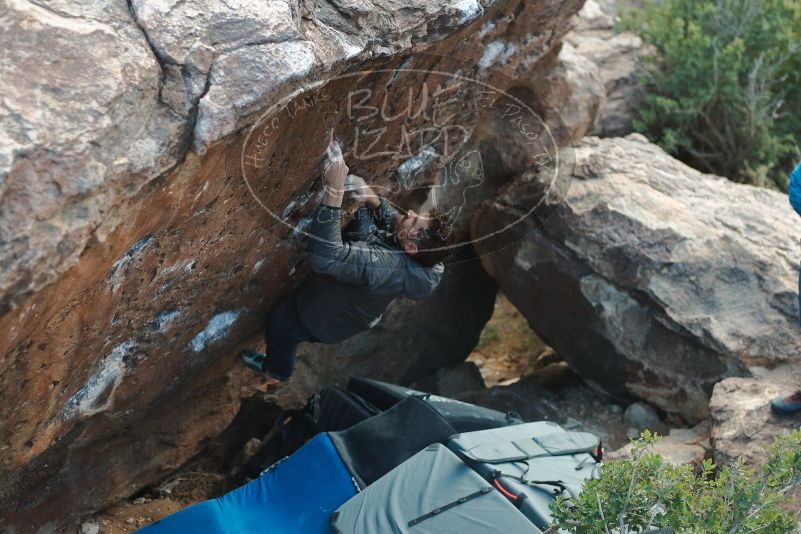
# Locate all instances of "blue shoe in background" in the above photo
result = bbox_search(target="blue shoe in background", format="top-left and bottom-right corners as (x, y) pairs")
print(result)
(788, 160), (801, 215)
(770, 389), (801, 415)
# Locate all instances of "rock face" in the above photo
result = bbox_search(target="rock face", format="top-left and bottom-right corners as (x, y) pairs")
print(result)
(709, 373), (801, 510)
(0, 0), (188, 315)
(0, 0), (586, 529)
(474, 134), (801, 423)
(0, 0), (501, 315)
(566, 0), (650, 137)
(710, 371), (801, 469)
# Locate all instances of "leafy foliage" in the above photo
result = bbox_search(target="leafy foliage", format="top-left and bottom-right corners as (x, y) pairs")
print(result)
(620, 0), (801, 189)
(550, 430), (801, 533)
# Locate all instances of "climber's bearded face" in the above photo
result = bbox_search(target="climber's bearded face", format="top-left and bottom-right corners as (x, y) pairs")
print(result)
(395, 209), (431, 256)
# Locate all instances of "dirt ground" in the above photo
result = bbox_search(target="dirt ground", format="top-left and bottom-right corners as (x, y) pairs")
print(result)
(84, 454), (226, 533)
(467, 293), (555, 387)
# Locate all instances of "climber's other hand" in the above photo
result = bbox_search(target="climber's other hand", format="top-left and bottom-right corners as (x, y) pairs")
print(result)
(324, 141), (348, 195)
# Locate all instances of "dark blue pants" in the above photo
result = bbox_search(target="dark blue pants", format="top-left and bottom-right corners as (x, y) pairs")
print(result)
(263, 208), (375, 379)
(264, 293), (316, 380)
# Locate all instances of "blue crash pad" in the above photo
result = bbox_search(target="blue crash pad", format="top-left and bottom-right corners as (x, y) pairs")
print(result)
(137, 433), (358, 534)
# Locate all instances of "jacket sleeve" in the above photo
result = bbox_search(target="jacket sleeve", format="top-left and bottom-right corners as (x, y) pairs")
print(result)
(307, 204), (388, 286)
(403, 263), (445, 300)
(789, 161), (801, 216)
(371, 198), (398, 231)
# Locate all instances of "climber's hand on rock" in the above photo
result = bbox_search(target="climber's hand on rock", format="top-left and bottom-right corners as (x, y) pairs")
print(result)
(323, 141), (348, 207)
(324, 141), (348, 188)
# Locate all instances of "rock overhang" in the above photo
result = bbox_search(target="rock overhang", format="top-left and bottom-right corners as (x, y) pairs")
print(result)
(0, 0), (588, 529)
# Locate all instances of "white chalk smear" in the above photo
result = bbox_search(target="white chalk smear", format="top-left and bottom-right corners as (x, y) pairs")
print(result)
(63, 340), (137, 419)
(189, 310), (242, 352)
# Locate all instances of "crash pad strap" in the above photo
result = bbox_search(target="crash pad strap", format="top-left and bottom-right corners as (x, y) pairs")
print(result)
(463, 432), (599, 463)
(407, 487), (494, 527)
(495, 473), (579, 500)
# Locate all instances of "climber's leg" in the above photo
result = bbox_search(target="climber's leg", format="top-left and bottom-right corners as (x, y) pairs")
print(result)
(262, 299), (309, 379)
(240, 294), (314, 380)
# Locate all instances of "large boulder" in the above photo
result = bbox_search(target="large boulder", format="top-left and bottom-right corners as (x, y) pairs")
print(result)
(566, 0), (651, 137)
(473, 134), (801, 423)
(516, 39), (606, 149)
(0, 0), (586, 529)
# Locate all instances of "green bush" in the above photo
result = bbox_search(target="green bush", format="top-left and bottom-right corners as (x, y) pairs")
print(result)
(620, 0), (801, 189)
(550, 430), (801, 533)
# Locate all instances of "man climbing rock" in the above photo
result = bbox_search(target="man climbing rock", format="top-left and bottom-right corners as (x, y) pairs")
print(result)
(771, 159), (801, 415)
(239, 141), (456, 382)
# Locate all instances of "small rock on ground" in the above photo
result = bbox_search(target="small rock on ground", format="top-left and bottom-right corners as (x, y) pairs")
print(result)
(624, 401), (661, 432)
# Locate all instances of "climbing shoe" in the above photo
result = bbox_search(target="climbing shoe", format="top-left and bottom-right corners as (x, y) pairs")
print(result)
(239, 350), (289, 382)
(770, 389), (801, 415)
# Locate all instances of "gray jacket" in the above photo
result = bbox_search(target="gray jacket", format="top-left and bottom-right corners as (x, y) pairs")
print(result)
(294, 200), (444, 343)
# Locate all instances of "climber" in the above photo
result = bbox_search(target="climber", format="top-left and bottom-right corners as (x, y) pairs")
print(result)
(239, 140), (456, 382)
(770, 159), (801, 415)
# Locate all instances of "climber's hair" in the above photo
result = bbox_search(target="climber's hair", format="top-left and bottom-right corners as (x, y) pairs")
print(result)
(410, 208), (456, 267)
